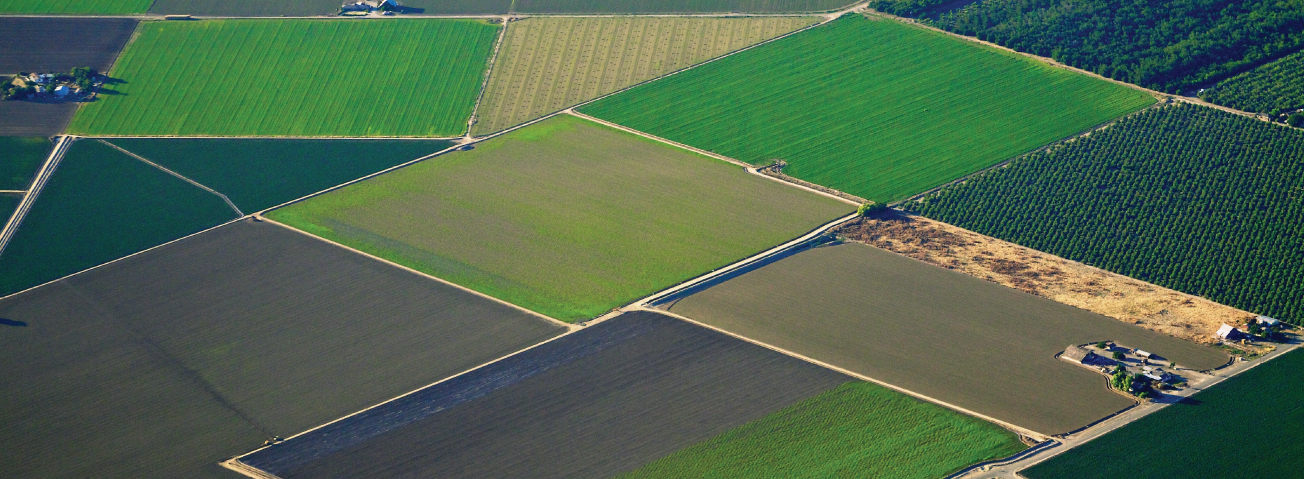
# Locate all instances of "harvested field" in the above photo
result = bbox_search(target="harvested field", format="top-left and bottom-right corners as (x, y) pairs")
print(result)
(619, 381), (1026, 479)
(269, 115), (851, 321)
(473, 16), (818, 135)
(69, 19), (498, 137)
(0, 0), (151, 14)
(0, 101), (78, 136)
(0, 18), (138, 74)
(149, 0), (343, 16)
(838, 213), (1257, 347)
(401, 0), (512, 14)
(1024, 349), (1304, 479)
(513, 0), (855, 13)
(0, 137), (50, 190)
(580, 14), (1154, 204)
(239, 310), (850, 479)
(107, 138), (454, 212)
(0, 219), (564, 477)
(0, 139), (236, 297)
(664, 242), (1230, 434)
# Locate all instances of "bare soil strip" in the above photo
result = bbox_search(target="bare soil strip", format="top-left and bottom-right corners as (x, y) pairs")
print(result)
(837, 212), (1259, 348)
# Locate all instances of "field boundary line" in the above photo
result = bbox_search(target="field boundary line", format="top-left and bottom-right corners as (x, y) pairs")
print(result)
(464, 16), (512, 138)
(253, 142), (466, 215)
(221, 326), (583, 474)
(99, 139), (244, 216)
(0, 135), (72, 257)
(82, 135), (465, 140)
(642, 307), (1051, 442)
(899, 102), (1167, 205)
(567, 110), (863, 207)
(0, 190), (25, 194)
(0, 215), (247, 302)
(257, 216), (577, 330)
(473, 4), (860, 138)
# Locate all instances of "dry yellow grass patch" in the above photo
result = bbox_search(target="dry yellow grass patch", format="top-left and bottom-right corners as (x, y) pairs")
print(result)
(838, 213), (1259, 348)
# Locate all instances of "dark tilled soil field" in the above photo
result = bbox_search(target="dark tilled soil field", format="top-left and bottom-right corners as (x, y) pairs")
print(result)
(149, 0), (343, 16)
(666, 242), (1230, 435)
(0, 18), (138, 73)
(0, 100), (77, 136)
(243, 310), (850, 479)
(0, 219), (565, 477)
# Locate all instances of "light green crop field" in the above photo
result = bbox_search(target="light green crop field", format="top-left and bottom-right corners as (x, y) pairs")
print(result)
(581, 14), (1155, 204)
(473, 16), (817, 135)
(268, 114), (852, 321)
(620, 382), (1026, 479)
(0, 0), (151, 14)
(69, 19), (499, 137)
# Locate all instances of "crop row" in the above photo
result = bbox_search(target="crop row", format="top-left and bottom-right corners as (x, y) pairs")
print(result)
(873, 0), (1304, 94)
(1199, 50), (1304, 116)
(906, 103), (1304, 324)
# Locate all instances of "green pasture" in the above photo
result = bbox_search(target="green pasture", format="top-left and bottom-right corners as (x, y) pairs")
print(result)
(268, 114), (851, 321)
(620, 382), (1025, 478)
(69, 19), (498, 137)
(1024, 349), (1304, 479)
(581, 14), (1154, 204)
(0, 137), (50, 190)
(107, 138), (453, 212)
(0, 0), (151, 14)
(0, 140), (235, 296)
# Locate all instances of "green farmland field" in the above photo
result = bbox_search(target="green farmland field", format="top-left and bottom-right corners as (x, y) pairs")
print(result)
(474, 16), (817, 135)
(0, 137), (50, 190)
(581, 14), (1154, 204)
(269, 114), (851, 321)
(1024, 349), (1304, 479)
(620, 381), (1025, 479)
(0, 140), (236, 297)
(513, 0), (854, 13)
(0, 0), (151, 14)
(107, 138), (453, 212)
(69, 19), (499, 137)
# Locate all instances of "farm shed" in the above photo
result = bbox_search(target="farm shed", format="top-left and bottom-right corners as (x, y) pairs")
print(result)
(1062, 345), (1099, 365)
(1215, 324), (1242, 340)
(1257, 316), (1280, 327)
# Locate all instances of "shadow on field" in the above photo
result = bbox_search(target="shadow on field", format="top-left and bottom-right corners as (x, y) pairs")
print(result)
(0, 318), (27, 327)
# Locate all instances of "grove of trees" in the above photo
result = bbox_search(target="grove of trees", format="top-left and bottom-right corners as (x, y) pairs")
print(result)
(871, 0), (1304, 93)
(1200, 51), (1304, 116)
(906, 104), (1304, 324)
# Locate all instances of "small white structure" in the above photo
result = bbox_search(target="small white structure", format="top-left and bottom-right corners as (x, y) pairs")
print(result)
(1215, 324), (1240, 340)
(342, 0), (393, 11)
(1257, 316), (1280, 327)
(1135, 349), (1152, 359)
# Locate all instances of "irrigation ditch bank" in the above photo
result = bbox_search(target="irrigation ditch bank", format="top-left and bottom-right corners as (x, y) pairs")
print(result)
(0, 134), (70, 257)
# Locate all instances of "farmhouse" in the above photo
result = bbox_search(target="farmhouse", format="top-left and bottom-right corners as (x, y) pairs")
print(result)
(1062, 345), (1101, 365)
(341, 0), (394, 11)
